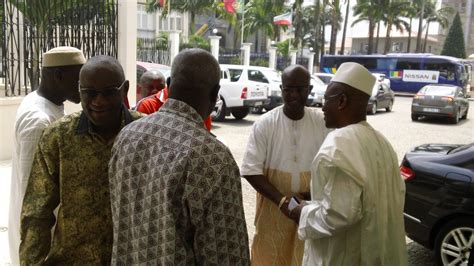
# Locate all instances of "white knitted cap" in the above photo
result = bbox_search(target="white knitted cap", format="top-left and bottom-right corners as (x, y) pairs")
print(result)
(331, 62), (376, 95)
(42, 46), (86, 67)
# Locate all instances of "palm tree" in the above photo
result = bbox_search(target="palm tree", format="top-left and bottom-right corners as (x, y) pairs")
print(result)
(422, 1), (453, 52)
(340, 0), (351, 55)
(403, 1), (418, 53)
(292, 0), (305, 50)
(415, 0), (425, 52)
(328, 0), (342, 54)
(382, 0), (410, 54)
(353, 0), (379, 54)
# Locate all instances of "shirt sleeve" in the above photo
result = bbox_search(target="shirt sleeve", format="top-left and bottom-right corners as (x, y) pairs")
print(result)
(186, 157), (250, 265)
(17, 118), (50, 199)
(240, 119), (268, 176)
(19, 129), (60, 265)
(298, 165), (363, 240)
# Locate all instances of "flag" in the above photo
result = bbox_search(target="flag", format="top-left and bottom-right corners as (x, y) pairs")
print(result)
(273, 12), (292, 25)
(157, 0), (166, 7)
(223, 0), (243, 14)
(224, 0), (236, 13)
(390, 70), (402, 78)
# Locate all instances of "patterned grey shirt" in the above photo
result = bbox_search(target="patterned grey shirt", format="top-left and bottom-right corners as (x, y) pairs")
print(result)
(109, 99), (250, 265)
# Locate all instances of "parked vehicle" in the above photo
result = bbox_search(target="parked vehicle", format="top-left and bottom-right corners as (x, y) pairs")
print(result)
(411, 84), (470, 124)
(367, 81), (395, 114)
(400, 143), (474, 265)
(136, 61), (170, 101)
(213, 64), (270, 121)
(314, 73), (334, 85)
(308, 75), (327, 107)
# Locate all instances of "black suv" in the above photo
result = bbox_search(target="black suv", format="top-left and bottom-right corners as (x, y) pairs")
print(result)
(400, 143), (474, 265)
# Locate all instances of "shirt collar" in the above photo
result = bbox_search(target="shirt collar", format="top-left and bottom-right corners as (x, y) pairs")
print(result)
(159, 98), (204, 125)
(76, 105), (133, 135)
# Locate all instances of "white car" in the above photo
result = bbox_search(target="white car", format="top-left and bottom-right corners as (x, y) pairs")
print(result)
(212, 64), (270, 121)
(373, 73), (391, 88)
(314, 73), (334, 85)
(308, 75), (327, 107)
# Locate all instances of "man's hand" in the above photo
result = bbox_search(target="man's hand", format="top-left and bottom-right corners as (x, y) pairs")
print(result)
(279, 197), (291, 219)
(289, 201), (308, 224)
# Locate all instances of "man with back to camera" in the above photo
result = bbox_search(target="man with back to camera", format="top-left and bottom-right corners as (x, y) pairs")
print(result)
(8, 46), (85, 265)
(19, 55), (143, 264)
(240, 65), (330, 265)
(109, 48), (250, 265)
(290, 62), (407, 265)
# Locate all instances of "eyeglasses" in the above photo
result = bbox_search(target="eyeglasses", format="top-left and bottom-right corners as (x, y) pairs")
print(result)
(323, 92), (343, 104)
(79, 80), (125, 99)
(280, 85), (313, 92)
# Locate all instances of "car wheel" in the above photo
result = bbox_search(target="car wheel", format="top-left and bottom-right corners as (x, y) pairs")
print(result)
(450, 109), (460, 124)
(211, 97), (226, 122)
(434, 218), (474, 266)
(411, 114), (419, 121)
(231, 107), (250, 120)
(386, 100), (393, 112)
(462, 107), (468, 120)
(251, 106), (264, 114)
(369, 102), (377, 115)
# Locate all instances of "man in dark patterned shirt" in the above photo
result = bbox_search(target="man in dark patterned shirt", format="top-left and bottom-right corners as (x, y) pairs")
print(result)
(20, 56), (143, 264)
(109, 48), (250, 265)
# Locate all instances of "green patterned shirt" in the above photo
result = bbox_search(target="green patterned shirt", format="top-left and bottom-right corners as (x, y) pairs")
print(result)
(20, 109), (143, 265)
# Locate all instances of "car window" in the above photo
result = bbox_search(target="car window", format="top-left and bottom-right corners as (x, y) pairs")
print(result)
(423, 86), (455, 96)
(221, 70), (228, 79)
(448, 143), (474, 154)
(248, 70), (269, 83)
(228, 69), (243, 82)
(262, 70), (281, 83)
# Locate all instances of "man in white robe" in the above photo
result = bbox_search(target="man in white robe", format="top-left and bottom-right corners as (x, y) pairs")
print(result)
(291, 62), (407, 265)
(241, 65), (330, 265)
(8, 47), (85, 265)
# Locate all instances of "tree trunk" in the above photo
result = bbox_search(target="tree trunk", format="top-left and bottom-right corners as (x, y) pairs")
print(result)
(407, 17), (412, 52)
(329, 13), (338, 54)
(314, 0), (321, 65)
(375, 21), (381, 54)
(416, 0), (425, 52)
(340, 0), (350, 55)
(190, 12), (195, 34)
(367, 20), (375, 54)
(384, 23), (392, 54)
(423, 21), (430, 52)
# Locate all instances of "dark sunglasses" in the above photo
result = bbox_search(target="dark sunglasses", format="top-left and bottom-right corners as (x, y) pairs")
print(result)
(79, 80), (125, 99)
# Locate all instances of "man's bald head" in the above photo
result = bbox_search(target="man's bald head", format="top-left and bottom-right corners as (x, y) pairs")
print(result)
(168, 49), (220, 119)
(282, 64), (310, 85)
(80, 55), (125, 82)
(139, 70), (166, 98)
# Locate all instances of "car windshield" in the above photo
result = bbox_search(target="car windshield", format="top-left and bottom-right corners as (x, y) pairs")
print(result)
(448, 143), (474, 154)
(422, 86), (455, 96)
(262, 69), (281, 83)
(371, 84), (382, 96)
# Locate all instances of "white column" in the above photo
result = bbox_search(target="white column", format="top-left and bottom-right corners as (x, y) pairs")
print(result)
(465, 0), (472, 50)
(169, 30), (181, 66)
(307, 52), (315, 74)
(290, 50), (297, 65)
(269, 47), (277, 69)
(118, 0), (137, 106)
(209, 36), (221, 61)
(242, 43), (252, 66)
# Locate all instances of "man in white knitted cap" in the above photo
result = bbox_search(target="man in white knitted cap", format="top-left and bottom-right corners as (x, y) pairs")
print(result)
(289, 62), (407, 265)
(8, 46), (85, 265)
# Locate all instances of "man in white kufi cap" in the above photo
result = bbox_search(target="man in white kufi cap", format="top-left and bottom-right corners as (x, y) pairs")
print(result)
(8, 46), (85, 265)
(289, 62), (408, 265)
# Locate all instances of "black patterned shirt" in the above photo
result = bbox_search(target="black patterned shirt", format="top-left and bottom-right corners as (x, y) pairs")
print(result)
(109, 99), (250, 265)
(20, 109), (143, 265)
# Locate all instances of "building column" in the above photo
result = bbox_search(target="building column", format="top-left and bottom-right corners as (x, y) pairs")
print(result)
(209, 36), (221, 61)
(242, 43), (252, 66)
(118, 0), (137, 106)
(269, 47), (277, 69)
(169, 30), (181, 66)
(307, 52), (315, 74)
(290, 50), (297, 65)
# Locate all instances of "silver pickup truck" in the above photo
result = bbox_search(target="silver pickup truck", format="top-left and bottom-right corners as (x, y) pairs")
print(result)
(212, 64), (271, 121)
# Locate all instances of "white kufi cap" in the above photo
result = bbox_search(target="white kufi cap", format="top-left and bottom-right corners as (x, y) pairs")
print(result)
(331, 62), (376, 95)
(42, 46), (86, 67)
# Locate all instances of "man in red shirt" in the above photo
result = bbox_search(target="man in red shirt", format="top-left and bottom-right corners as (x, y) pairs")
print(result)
(135, 76), (212, 131)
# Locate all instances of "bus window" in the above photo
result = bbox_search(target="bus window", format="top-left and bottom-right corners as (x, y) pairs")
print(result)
(396, 58), (421, 70)
(377, 58), (396, 70)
